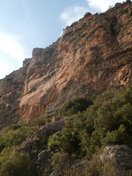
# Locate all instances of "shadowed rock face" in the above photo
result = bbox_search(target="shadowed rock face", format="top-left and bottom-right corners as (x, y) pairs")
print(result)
(0, 1), (132, 124)
(0, 65), (29, 127)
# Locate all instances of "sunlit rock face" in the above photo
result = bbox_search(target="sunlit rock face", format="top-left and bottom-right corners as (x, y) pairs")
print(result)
(0, 1), (132, 124)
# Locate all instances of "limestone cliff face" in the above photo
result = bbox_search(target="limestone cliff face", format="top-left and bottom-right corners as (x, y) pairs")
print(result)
(0, 65), (29, 127)
(0, 1), (132, 124)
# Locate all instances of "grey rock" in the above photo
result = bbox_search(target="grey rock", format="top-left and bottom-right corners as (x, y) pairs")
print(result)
(100, 145), (132, 174)
(50, 170), (59, 176)
(36, 149), (50, 172)
(18, 118), (65, 154)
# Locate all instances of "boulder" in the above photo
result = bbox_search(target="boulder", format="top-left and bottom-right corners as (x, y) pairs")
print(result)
(100, 145), (132, 174)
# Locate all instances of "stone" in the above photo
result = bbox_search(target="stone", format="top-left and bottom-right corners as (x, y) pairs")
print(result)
(17, 118), (65, 156)
(0, 1), (132, 125)
(23, 58), (31, 67)
(100, 145), (132, 174)
(36, 150), (50, 172)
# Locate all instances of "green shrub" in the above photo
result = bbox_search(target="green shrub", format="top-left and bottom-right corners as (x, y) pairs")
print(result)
(58, 97), (92, 117)
(30, 114), (53, 127)
(48, 135), (62, 153)
(51, 152), (76, 176)
(48, 87), (132, 158)
(48, 115), (83, 156)
(0, 125), (37, 149)
(1, 87), (132, 176)
(0, 153), (33, 176)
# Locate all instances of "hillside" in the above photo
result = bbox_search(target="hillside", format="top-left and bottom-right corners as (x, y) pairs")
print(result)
(0, 1), (132, 176)
(0, 87), (132, 176)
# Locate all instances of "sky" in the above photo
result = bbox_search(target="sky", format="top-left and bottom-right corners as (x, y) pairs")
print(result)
(0, 0), (125, 79)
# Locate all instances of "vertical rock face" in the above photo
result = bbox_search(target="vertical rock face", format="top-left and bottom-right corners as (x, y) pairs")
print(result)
(0, 1), (132, 125)
(0, 65), (29, 127)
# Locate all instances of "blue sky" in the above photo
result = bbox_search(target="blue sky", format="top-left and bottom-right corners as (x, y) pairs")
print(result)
(0, 0), (125, 79)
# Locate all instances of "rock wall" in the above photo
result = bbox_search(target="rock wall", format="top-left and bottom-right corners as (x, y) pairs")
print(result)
(0, 1), (132, 124)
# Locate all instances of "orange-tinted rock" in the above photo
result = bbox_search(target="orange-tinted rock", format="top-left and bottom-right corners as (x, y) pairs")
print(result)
(0, 1), (132, 125)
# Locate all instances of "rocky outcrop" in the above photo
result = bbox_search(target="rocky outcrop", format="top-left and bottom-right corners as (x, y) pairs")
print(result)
(16, 118), (66, 174)
(0, 65), (30, 128)
(0, 1), (132, 125)
(17, 118), (65, 153)
(100, 145), (132, 175)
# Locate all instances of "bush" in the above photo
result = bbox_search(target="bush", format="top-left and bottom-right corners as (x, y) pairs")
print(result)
(0, 153), (33, 176)
(58, 97), (92, 117)
(30, 114), (53, 127)
(51, 152), (77, 176)
(0, 124), (37, 149)
(1, 87), (132, 176)
(48, 88), (132, 158)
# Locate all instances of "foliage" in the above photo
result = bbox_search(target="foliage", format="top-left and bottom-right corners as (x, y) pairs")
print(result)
(58, 97), (92, 117)
(0, 124), (37, 150)
(51, 152), (78, 176)
(83, 153), (128, 176)
(48, 88), (132, 159)
(0, 123), (38, 174)
(0, 87), (132, 176)
(0, 153), (33, 176)
(30, 114), (53, 127)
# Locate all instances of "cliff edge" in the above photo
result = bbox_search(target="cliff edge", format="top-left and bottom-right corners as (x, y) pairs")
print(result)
(0, 1), (132, 125)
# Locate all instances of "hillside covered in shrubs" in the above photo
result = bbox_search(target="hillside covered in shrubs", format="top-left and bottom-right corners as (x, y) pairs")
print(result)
(0, 87), (132, 176)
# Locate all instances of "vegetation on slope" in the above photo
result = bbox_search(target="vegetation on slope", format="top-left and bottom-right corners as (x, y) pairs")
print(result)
(47, 87), (132, 175)
(0, 87), (131, 176)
